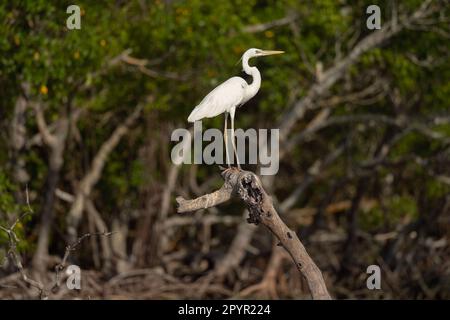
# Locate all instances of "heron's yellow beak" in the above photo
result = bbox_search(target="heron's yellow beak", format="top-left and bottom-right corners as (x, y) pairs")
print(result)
(261, 50), (285, 56)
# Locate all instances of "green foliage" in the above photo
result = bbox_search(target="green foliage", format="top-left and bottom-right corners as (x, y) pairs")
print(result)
(360, 194), (418, 231)
(0, 171), (31, 256)
(0, 171), (18, 215)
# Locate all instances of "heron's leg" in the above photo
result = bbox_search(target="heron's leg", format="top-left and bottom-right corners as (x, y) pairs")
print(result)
(230, 108), (241, 169)
(224, 113), (231, 167)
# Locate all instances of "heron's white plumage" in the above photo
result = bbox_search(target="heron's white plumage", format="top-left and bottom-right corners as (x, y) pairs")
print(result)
(188, 76), (247, 122)
(188, 48), (283, 124)
(186, 48), (283, 168)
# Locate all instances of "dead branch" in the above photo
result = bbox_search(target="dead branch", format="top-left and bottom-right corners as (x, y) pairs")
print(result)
(176, 168), (331, 300)
(204, 141), (345, 283)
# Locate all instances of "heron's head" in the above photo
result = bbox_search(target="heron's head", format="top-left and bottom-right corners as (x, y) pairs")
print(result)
(245, 48), (285, 59)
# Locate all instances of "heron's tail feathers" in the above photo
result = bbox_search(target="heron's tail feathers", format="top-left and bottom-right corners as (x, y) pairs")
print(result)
(187, 103), (207, 122)
(187, 110), (200, 123)
(188, 98), (224, 122)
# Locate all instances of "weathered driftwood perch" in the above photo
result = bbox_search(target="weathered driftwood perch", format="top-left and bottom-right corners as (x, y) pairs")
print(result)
(176, 168), (331, 300)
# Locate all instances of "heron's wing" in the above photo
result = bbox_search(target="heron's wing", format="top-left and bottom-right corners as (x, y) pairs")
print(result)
(188, 77), (246, 122)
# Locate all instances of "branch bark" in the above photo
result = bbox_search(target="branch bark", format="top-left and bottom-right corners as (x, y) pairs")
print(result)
(176, 168), (331, 300)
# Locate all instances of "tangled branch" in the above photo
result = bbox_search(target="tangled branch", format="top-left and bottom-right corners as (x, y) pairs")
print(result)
(0, 212), (47, 298)
(52, 231), (116, 293)
(0, 188), (115, 299)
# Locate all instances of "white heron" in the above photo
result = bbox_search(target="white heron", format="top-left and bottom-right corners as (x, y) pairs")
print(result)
(187, 48), (284, 168)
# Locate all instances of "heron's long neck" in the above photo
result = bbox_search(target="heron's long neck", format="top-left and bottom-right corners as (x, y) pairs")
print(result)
(243, 55), (261, 100)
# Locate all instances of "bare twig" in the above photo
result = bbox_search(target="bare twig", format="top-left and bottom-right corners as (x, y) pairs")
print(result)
(0, 198), (47, 299)
(51, 231), (115, 293)
(1, 188), (115, 299)
(242, 14), (298, 33)
(117, 50), (188, 81)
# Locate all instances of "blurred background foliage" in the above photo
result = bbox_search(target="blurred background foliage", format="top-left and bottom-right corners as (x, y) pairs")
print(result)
(0, 0), (449, 299)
